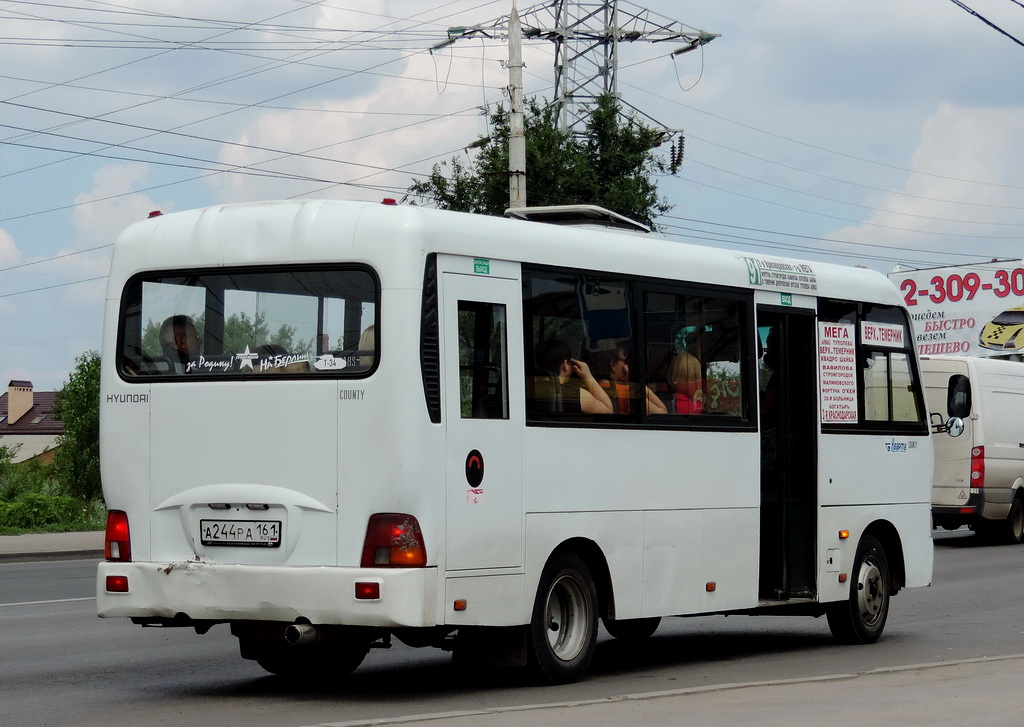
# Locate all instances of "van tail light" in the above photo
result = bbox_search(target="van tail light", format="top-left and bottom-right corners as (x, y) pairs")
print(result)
(105, 510), (132, 562)
(970, 446), (985, 487)
(361, 514), (427, 567)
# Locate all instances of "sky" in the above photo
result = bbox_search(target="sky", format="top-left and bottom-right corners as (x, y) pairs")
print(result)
(3, 0), (1024, 390)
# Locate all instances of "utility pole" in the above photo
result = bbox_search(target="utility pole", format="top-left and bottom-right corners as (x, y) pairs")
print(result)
(434, 1), (718, 137)
(508, 1), (526, 209)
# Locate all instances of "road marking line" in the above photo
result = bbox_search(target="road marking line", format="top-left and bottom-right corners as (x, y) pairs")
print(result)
(0, 597), (95, 608)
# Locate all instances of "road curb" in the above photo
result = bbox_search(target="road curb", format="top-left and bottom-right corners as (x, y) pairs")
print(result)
(300, 653), (1024, 727)
(0, 549), (104, 564)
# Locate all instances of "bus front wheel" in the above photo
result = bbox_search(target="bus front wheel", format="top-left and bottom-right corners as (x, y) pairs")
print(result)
(527, 551), (598, 684)
(826, 534), (890, 644)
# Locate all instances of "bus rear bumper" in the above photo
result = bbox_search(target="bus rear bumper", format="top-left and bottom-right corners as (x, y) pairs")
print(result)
(96, 561), (438, 628)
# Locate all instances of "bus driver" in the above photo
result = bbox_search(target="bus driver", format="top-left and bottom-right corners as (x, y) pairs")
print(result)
(159, 314), (201, 372)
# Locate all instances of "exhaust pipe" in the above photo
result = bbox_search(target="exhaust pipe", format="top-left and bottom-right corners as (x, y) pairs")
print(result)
(284, 623), (320, 645)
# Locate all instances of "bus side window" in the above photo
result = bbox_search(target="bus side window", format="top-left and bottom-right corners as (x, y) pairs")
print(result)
(458, 300), (509, 419)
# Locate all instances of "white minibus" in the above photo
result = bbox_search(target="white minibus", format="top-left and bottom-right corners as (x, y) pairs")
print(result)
(97, 200), (934, 684)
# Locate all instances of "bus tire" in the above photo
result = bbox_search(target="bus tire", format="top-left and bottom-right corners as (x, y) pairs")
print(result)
(527, 551), (598, 684)
(247, 640), (368, 680)
(602, 616), (661, 640)
(1001, 497), (1024, 545)
(826, 534), (890, 644)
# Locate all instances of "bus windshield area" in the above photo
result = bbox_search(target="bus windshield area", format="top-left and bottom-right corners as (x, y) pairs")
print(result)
(118, 266), (378, 379)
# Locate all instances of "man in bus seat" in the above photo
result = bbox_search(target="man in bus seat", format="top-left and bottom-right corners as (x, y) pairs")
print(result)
(591, 345), (667, 415)
(159, 314), (201, 373)
(527, 339), (613, 416)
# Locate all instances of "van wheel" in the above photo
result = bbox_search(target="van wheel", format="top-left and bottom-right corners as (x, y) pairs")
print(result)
(826, 534), (890, 644)
(527, 552), (598, 684)
(1001, 498), (1024, 545)
(602, 616), (661, 640)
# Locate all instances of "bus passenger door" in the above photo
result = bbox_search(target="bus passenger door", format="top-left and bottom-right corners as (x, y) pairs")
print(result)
(757, 308), (818, 600)
(441, 270), (524, 571)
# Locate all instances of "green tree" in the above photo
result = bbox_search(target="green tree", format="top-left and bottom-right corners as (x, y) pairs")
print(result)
(223, 311), (270, 352)
(406, 94), (672, 228)
(52, 351), (102, 502)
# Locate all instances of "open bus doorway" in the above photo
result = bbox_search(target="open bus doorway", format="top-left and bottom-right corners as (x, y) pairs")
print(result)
(757, 308), (818, 601)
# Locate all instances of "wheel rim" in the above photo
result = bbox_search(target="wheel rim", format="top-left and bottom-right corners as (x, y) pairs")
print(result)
(856, 555), (886, 626)
(544, 573), (591, 662)
(1011, 505), (1023, 541)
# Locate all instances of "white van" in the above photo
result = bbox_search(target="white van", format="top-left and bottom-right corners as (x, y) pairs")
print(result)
(921, 355), (1024, 543)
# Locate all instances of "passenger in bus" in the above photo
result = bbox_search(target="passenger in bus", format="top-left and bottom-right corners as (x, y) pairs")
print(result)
(592, 346), (667, 415)
(666, 351), (704, 414)
(159, 315), (201, 372)
(529, 339), (613, 415)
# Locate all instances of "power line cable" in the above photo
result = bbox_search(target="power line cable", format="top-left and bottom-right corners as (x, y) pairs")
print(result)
(663, 214), (1007, 262)
(680, 156), (1024, 227)
(0, 275), (106, 299)
(624, 78), (1024, 192)
(684, 132), (1024, 211)
(0, 243), (111, 273)
(674, 171), (1024, 241)
(945, 0), (1024, 47)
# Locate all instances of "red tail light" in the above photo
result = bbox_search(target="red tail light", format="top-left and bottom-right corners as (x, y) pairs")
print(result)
(105, 510), (132, 562)
(361, 513), (426, 567)
(105, 575), (129, 592)
(970, 446), (985, 487)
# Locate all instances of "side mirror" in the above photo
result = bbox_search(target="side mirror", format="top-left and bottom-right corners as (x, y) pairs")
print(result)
(931, 412), (965, 437)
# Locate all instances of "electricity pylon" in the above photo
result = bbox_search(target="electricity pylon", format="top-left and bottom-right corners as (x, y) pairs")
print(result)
(433, 0), (718, 135)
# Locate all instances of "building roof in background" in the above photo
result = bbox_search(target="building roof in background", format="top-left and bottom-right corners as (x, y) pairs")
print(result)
(0, 389), (64, 436)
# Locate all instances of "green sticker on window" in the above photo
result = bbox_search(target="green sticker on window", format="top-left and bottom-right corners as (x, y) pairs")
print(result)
(474, 258), (490, 275)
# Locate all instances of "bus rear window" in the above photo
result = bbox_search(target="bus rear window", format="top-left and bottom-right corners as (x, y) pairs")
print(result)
(118, 266), (378, 379)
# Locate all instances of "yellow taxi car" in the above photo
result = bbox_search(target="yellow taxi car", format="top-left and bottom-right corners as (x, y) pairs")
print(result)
(978, 305), (1024, 351)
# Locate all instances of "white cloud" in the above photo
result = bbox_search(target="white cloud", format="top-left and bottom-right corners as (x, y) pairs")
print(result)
(207, 43), (536, 204)
(0, 228), (19, 266)
(830, 103), (1024, 258)
(72, 164), (161, 248)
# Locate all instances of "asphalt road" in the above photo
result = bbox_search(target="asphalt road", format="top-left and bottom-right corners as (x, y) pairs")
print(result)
(1, 529), (1020, 727)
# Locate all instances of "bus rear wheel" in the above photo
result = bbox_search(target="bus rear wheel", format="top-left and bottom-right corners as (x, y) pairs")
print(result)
(602, 616), (661, 640)
(243, 639), (368, 681)
(826, 534), (890, 644)
(527, 552), (598, 684)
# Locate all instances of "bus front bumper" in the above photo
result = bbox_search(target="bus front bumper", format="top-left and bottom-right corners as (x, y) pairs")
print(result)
(96, 561), (438, 628)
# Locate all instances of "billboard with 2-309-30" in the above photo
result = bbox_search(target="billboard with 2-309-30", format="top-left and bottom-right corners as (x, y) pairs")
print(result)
(889, 260), (1024, 358)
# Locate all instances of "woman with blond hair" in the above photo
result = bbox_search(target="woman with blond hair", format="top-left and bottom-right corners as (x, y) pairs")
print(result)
(667, 351), (704, 415)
